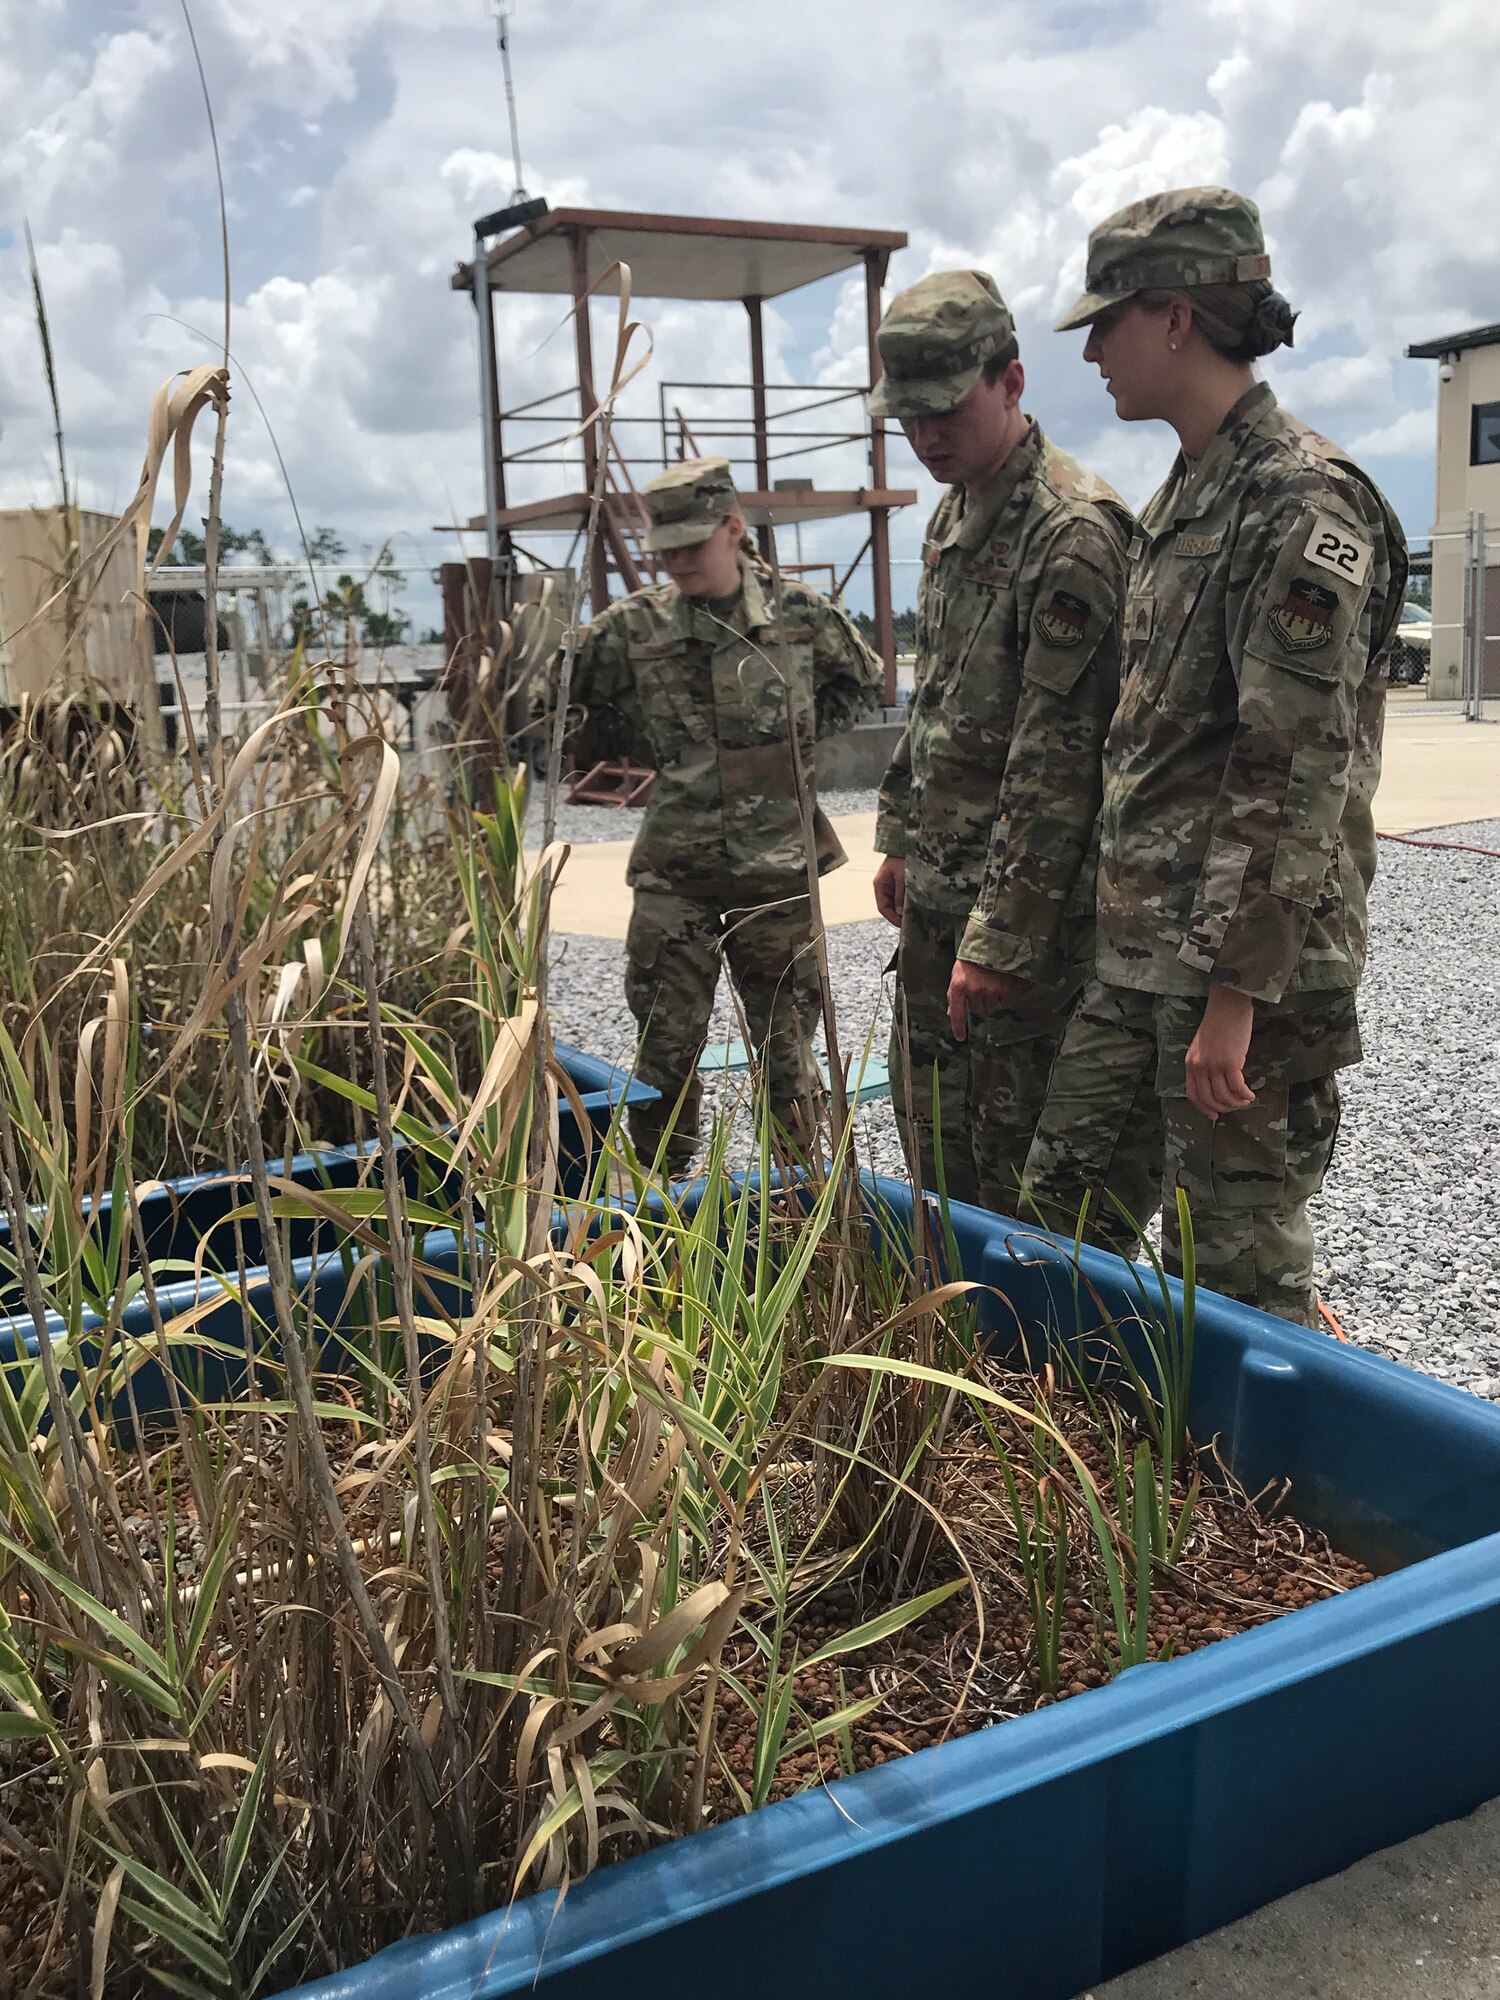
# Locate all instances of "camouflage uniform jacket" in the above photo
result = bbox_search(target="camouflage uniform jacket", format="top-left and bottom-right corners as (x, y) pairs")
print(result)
(874, 421), (1133, 978)
(568, 560), (881, 898)
(1098, 382), (1408, 1006)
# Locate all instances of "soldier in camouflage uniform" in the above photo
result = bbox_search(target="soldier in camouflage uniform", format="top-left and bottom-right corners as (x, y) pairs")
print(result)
(870, 271), (1134, 1211)
(566, 457), (882, 1173)
(1023, 188), (1407, 1325)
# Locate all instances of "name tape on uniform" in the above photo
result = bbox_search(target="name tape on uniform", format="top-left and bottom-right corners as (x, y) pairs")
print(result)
(1302, 511), (1372, 588)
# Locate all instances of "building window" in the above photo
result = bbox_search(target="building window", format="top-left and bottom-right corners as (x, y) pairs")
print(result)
(1472, 401), (1500, 465)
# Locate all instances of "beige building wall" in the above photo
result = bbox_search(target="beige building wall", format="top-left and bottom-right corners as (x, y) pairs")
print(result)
(1429, 344), (1500, 699)
(0, 507), (159, 722)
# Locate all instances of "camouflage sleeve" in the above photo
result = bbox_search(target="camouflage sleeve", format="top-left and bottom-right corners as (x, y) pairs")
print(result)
(1177, 488), (1388, 1003)
(563, 610), (641, 770)
(809, 593), (883, 740)
(874, 723), (912, 857)
(959, 518), (1125, 975)
(876, 502), (947, 860)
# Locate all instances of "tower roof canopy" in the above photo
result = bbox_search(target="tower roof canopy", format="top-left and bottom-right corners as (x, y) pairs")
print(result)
(454, 207), (907, 302)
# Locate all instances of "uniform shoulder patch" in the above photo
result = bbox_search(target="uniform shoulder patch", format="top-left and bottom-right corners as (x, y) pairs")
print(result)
(1033, 588), (1091, 648)
(1268, 576), (1338, 653)
(1302, 509), (1373, 587)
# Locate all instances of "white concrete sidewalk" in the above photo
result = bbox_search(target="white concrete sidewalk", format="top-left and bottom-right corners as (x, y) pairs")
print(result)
(1374, 698), (1500, 833)
(1083, 1794), (1500, 1999)
(532, 813), (882, 939)
(533, 703), (1500, 937)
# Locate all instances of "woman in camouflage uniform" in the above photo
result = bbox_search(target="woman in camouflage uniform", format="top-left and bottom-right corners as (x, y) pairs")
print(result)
(1023, 187), (1407, 1326)
(566, 457), (881, 1175)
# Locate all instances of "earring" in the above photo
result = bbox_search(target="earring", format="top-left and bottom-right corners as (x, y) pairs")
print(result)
(1169, 339), (1178, 352)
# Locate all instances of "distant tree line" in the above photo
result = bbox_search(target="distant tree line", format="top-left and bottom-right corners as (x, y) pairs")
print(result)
(850, 607), (917, 645)
(145, 523), (434, 649)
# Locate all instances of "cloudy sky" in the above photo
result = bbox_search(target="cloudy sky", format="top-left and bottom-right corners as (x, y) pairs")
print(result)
(2, 0), (1497, 634)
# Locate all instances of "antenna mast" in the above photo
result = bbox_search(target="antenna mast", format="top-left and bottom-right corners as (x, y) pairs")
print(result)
(491, 2), (528, 202)
(473, 3), (547, 612)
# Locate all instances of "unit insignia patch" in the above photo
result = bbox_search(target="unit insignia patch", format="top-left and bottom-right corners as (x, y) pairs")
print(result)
(1034, 588), (1090, 648)
(1268, 576), (1338, 653)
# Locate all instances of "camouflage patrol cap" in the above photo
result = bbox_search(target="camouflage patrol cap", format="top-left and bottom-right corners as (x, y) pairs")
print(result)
(641, 456), (740, 551)
(868, 271), (1017, 420)
(1056, 187), (1273, 331)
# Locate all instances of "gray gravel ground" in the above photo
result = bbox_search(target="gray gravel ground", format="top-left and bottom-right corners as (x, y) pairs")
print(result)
(545, 814), (1500, 1390)
(1308, 818), (1500, 1384)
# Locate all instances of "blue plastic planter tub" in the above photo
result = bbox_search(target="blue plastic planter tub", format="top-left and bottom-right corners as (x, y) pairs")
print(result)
(0, 1039), (652, 1313)
(262, 1181), (1500, 2000)
(9, 1168), (1500, 1998)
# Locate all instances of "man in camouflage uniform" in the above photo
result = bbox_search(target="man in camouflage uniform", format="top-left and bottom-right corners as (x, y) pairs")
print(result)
(1024, 188), (1407, 1324)
(566, 457), (882, 1173)
(870, 271), (1134, 1211)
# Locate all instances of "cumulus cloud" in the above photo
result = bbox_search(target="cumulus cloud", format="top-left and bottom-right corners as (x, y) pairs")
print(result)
(1053, 108), (1232, 233)
(1349, 407), (1438, 459)
(0, 0), (1494, 628)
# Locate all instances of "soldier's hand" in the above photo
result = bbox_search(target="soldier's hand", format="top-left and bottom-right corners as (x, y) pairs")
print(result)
(1185, 986), (1257, 1121)
(874, 855), (907, 928)
(947, 960), (1023, 1041)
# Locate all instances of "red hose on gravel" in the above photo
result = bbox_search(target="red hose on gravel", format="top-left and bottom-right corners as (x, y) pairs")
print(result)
(1317, 1299), (1351, 1344)
(1377, 832), (1500, 858)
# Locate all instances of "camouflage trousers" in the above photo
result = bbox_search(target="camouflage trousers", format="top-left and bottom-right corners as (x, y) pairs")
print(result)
(1021, 977), (1357, 1327)
(890, 900), (1081, 1213)
(624, 886), (822, 1174)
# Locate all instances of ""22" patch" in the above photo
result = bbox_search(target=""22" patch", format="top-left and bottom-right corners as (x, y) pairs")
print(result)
(1302, 511), (1372, 588)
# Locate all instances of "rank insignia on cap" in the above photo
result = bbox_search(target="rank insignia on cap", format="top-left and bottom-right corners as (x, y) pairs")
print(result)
(1034, 588), (1090, 648)
(1268, 576), (1338, 653)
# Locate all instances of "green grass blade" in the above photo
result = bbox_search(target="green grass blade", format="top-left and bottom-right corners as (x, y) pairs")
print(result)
(802, 1579), (964, 1667)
